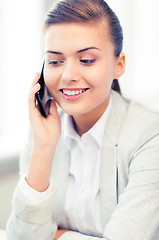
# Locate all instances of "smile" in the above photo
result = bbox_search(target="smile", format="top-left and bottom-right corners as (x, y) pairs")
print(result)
(60, 88), (89, 100)
(62, 89), (87, 96)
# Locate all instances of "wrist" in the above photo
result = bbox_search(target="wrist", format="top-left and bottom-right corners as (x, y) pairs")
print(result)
(32, 143), (56, 157)
(26, 149), (54, 192)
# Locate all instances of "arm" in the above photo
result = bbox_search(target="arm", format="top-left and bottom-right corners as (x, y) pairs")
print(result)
(6, 177), (58, 240)
(6, 73), (61, 240)
(26, 73), (61, 192)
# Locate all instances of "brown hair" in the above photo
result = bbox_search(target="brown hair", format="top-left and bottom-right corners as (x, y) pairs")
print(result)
(45, 0), (123, 94)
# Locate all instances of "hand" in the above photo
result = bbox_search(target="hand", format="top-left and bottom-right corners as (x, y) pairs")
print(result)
(55, 229), (69, 240)
(28, 73), (61, 151)
(26, 73), (61, 192)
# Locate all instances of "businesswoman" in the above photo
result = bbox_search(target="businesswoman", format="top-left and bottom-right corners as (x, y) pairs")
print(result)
(7, 0), (159, 239)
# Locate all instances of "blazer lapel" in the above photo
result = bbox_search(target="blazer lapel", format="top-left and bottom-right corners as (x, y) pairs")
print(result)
(100, 91), (128, 228)
(51, 137), (70, 225)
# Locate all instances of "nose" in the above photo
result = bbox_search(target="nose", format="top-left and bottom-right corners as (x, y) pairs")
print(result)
(61, 60), (80, 83)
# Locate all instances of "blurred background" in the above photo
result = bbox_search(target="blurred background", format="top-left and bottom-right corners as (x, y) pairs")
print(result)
(0, 0), (159, 231)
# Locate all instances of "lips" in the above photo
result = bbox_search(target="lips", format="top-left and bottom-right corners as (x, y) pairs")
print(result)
(60, 88), (89, 100)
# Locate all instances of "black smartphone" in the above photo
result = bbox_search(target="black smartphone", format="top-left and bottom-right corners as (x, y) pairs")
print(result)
(35, 61), (48, 117)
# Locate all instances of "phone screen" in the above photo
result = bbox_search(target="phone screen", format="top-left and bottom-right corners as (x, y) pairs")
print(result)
(35, 61), (52, 117)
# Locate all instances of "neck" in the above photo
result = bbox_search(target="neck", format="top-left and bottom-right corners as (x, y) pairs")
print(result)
(72, 97), (110, 136)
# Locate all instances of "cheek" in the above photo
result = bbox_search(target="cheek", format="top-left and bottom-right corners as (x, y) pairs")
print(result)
(84, 64), (113, 89)
(44, 69), (60, 91)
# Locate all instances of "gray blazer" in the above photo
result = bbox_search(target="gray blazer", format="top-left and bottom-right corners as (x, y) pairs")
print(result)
(7, 91), (159, 240)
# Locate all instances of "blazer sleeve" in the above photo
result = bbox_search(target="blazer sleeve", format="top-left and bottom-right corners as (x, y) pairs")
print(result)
(6, 129), (58, 240)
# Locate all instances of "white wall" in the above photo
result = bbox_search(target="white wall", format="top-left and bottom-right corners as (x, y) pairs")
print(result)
(0, 0), (44, 159)
(107, 0), (159, 112)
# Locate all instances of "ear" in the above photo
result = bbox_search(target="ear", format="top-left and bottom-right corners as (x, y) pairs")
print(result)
(113, 53), (125, 79)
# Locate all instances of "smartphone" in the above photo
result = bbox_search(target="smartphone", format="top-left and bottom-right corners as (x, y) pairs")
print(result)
(35, 61), (52, 117)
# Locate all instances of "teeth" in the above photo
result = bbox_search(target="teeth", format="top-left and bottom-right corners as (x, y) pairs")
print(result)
(63, 89), (84, 96)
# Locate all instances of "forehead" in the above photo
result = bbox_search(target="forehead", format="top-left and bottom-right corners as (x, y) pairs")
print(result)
(44, 21), (112, 52)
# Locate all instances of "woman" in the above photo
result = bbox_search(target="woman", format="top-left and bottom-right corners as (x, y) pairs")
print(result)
(7, 0), (159, 239)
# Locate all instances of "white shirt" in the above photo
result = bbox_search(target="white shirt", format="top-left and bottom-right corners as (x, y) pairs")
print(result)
(22, 96), (111, 237)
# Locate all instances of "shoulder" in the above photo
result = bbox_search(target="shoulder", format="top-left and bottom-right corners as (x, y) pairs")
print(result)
(122, 96), (159, 140)
(111, 90), (159, 136)
(110, 91), (159, 159)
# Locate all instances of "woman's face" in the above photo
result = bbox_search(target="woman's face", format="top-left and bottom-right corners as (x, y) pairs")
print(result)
(44, 20), (125, 118)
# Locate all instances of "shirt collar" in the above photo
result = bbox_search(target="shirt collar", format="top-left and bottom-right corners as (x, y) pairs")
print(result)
(87, 95), (112, 148)
(63, 94), (112, 150)
(63, 114), (80, 150)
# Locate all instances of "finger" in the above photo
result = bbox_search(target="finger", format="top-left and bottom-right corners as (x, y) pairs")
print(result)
(28, 83), (41, 115)
(30, 72), (41, 89)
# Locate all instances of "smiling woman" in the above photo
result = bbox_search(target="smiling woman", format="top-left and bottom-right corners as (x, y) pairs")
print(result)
(6, 1), (159, 240)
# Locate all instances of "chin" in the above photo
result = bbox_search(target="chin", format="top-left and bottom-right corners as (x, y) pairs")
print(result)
(60, 104), (85, 116)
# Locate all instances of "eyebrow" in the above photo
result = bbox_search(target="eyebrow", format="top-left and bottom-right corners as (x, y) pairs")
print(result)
(46, 47), (101, 55)
(77, 47), (101, 53)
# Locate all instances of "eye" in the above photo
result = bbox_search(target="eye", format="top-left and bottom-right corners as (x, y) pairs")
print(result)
(80, 59), (96, 65)
(48, 60), (64, 66)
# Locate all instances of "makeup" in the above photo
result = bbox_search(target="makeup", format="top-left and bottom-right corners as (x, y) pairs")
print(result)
(60, 88), (88, 100)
